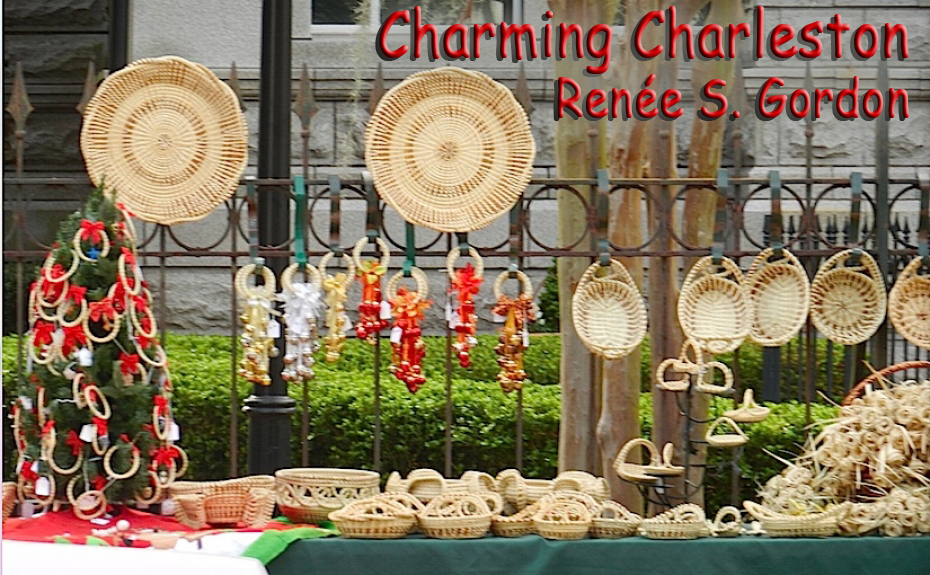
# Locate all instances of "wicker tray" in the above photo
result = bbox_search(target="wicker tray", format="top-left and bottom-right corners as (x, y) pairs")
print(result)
(678, 256), (751, 354)
(274, 468), (381, 523)
(810, 249), (886, 345)
(744, 500), (849, 538)
(80, 56), (248, 225)
(572, 260), (647, 359)
(743, 248), (810, 347)
(888, 257), (930, 350)
(640, 504), (710, 540)
(365, 67), (534, 233)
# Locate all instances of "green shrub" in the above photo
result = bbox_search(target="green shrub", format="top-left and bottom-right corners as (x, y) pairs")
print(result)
(1, 335), (837, 508)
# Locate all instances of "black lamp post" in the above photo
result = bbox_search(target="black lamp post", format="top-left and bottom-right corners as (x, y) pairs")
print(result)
(245, 0), (295, 474)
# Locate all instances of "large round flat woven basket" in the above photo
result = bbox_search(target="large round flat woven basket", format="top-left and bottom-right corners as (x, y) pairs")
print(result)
(888, 257), (930, 350)
(810, 249), (886, 345)
(80, 56), (248, 225)
(365, 67), (535, 233)
(572, 260), (647, 359)
(678, 256), (751, 354)
(743, 248), (810, 347)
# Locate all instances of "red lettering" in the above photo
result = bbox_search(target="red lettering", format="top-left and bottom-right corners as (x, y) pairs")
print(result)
(472, 23), (496, 59)
(633, 11), (664, 59)
(699, 24), (725, 59)
(862, 89), (883, 119)
(558, 24), (584, 59)
(667, 6), (695, 59)
(586, 24), (612, 74)
(413, 6), (439, 59)
(799, 22), (823, 58)
(499, 23), (538, 60)
(586, 89), (608, 119)
(813, 89), (834, 119)
(661, 89), (683, 119)
(556, 77), (583, 119)
(754, 6), (765, 59)
(836, 76), (860, 119)
(442, 24), (469, 59)
(854, 25), (878, 59)
(377, 10), (409, 59)
(610, 89), (633, 119)
(637, 74), (658, 119)
(826, 14), (850, 59)
(770, 24), (797, 59)
(789, 90), (810, 119)
(883, 24), (908, 59)
(728, 23), (750, 59)
(888, 88), (909, 119)
(701, 79), (728, 119)
(758, 77), (786, 119)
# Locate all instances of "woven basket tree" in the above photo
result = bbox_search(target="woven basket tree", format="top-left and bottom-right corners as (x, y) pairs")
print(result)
(572, 259), (647, 359)
(743, 248), (810, 347)
(80, 56), (248, 225)
(678, 256), (751, 354)
(809, 249), (886, 345)
(365, 67), (535, 232)
(888, 257), (930, 350)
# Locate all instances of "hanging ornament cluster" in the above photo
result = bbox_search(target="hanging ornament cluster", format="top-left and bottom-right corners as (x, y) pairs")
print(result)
(447, 247), (484, 368)
(388, 267), (432, 393)
(353, 238), (391, 344)
(235, 263), (279, 386)
(320, 252), (355, 363)
(279, 263), (325, 382)
(17, 190), (185, 520)
(492, 270), (536, 393)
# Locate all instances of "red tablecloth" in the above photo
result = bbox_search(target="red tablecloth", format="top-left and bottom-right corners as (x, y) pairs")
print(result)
(3, 507), (194, 546)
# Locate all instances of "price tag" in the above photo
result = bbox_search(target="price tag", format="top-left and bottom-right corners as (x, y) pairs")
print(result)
(267, 319), (281, 339)
(26, 354), (34, 373)
(380, 300), (393, 320)
(492, 311), (506, 323)
(449, 314), (461, 329)
(77, 347), (94, 367)
(89, 516), (110, 525)
(445, 301), (454, 322)
(390, 327), (403, 344)
(168, 422), (181, 442)
(523, 328), (530, 348)
(20, 396), (33, 410)
(35, 477), (51, 496)
(80, 424), (95, 442)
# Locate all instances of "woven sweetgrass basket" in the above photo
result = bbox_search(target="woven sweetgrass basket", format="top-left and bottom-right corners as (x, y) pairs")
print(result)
(589, 500), (642, 539)
(365, 67), (535, 233)
(706, 416), (748, 448)
(169, 475), (275, 528)
(418, 493), (493, 539)
(2, 482), (17, 521)
(888, 257), (930, 350)
(743, 248), (811, 347)
(274, 468), (381, 523)
(329, 499), (417, 539)
(723, 389), (771, 423)
(533, 500), (592, 540)
(640, 503), (710, 540)
(572, 260), (647, 360)
(810, 249), (886, 345)
(80, 56), (248, 225)
(678, 256), (751, 354)
(744, 500), (849, 538)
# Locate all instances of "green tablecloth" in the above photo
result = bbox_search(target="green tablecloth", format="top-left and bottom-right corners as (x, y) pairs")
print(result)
(267, 535), (930, 575)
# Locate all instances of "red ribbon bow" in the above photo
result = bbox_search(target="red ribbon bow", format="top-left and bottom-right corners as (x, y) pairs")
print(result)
(45, 263), (66, 281)
(41, 420), (55, 437)
(32, 321), (55, 346)
(451, 263), (482, 300)
(151, 445), (180, 468)
(61, 325), (88, 356)
(119, 352), (140, 376)
(20, 461), (38, 481)
(79, 220), (106, 244)
(121, 246), (136, 267)
(65, 430), (83, 455)
(93, 416), (108, 436)
(88, 297), (117, 322)
(132, 294), (149, 313)
(66, 284), (87, 303)
(153, 395), (169, 416)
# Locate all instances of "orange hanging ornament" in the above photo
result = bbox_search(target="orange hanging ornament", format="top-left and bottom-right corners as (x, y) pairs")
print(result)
(387, 268), (431, 393)
(353, 238), (391, 343)
(492, 270), (536, 393)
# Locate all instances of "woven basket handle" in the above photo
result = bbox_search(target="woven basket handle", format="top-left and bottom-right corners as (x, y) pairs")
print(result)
(841, 361), (930, 406)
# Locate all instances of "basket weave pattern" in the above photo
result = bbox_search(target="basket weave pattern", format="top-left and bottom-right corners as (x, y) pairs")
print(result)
(169, 476), (275, 529)
(888, 257), (930, 350)
(743, 248), (810, 347)
(274, 468), (380, 523)
(678, 256), (751, 354)
(572, 260), (647, 360)
(639, 504), (710, 540)
(2, 482), (16, 521)
(810, 249), (886, 345)
(418, 493), (494, 539)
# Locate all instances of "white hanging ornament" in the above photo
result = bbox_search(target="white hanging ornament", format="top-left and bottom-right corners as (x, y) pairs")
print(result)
(279, 263), (325, 383)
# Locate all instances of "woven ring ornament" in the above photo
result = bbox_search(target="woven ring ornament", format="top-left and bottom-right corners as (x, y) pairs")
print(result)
(493, 269), (533, 300)
(80, 56), (248, 226)
(743, 248), (811, 347)
(152, 405), (171, 441)
(130, 305), (158, 339)
(888, 257), (930, 350)
(71, 373), (88, 408)
(82, 312), (122, 344)
(41, 252), (79, 284)
(135, 342), (168, 368)
(117, 254), (143, 296)
(103, 442), (142, 480)
(67, 476), (108, 520)
(151, 458), (179, 489)
(281, 262), (323, 292)
(117, 206), (139, 243)
(318, 251), (357, 284)
(57, 297), (89, 328)
(41, 427), (84, 476)
(387, 266), (430, 300)
(17, 473), (56, 508)
(71, 227), (111, 262)
(352, 236), (391, 272)
(810, 249), (886, 345)
(446, 246), (485, 280)
(34, 386), (47, 427)
(134, 471), (165, 505)
(365, 67), (535, 233)
(28, 337), (57, 366)
(235, 264), (276, 300)
(83, 385), (112, 420)
(694, 360), (734, 395)
(34, 276), (69, 310)
(678, 256), (751, 354)
(573, 260), (647, 360)
(706, 416), (748, 448)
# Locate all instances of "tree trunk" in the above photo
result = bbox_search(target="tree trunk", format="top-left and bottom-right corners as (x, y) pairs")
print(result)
(549, 0), (617, 475)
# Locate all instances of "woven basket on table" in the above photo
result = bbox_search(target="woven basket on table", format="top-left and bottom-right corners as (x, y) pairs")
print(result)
(744, 500), (849, 537)
(495, 469), (552, 510)
(274, 468), (380, 523)
(711, 506), (743, 538)
(552, 471), (609, 502)
(2, 482), (17, 521)
(384, 469), (474, 503)
(329, 499), (417, 539)
(590, 501), (642, 539)
(841, 360), (930, 406)
(491, 501), (540, 537)
(80, 56), (248, 226)
(418, 493), (494, 539)
(810, 249), (886, 345)
(365, 67), (535, 233)
(678, 256), (751, 354)
(534, 500), (592, 540)
(169, 475), (275, 529)
(743, 248), (810, 347)
(639, 504), (710, 540)
(572, 259), (647, 360)
(888, 257), (930, 350)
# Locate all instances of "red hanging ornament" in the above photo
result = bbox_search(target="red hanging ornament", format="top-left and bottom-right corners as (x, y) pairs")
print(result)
(387, 268), (431, 393)
(447, 247), (484, 369)
(492, 270), (536, 393)
(352, 238), (391, 343)
(79, 220), (106, 244)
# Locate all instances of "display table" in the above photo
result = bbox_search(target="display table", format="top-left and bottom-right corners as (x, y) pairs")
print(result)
(267, 535), (930, 575)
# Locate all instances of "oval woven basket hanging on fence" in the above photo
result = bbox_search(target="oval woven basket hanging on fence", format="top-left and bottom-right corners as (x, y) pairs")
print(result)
(743, 248), (811, 347)
(678, 256), (752, 354)
(365, 67), (535, 233)
(572, 259), (647, 359)
(888, 257), (930, 350)
(80, 56), (248, 225)
(809, 249), (886, 346)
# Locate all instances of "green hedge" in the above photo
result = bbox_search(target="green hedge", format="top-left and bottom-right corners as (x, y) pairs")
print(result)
(2, 335), (837, 508)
